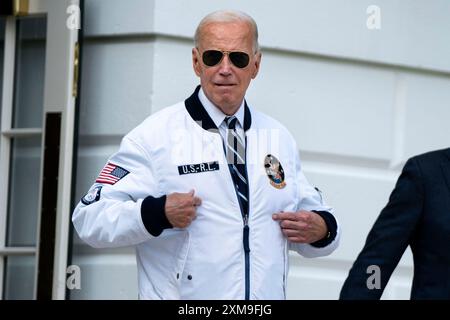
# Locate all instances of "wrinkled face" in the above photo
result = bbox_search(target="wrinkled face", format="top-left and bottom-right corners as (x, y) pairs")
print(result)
(193, 21), (261, 115)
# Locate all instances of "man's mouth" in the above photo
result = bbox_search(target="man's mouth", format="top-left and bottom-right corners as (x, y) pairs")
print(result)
(215, 83), (236, 87)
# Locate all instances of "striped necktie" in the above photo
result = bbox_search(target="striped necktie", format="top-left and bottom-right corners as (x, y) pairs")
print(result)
(224, 116), (249, 216)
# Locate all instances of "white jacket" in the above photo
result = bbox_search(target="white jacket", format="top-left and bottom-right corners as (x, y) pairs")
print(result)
(72, 87), (340, 299)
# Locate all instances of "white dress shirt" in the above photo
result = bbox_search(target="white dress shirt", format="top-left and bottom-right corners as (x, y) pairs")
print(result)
(198, 87), (246, 146)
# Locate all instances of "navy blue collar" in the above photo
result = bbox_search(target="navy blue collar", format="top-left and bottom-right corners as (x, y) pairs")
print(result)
(184, 85), (252, 132)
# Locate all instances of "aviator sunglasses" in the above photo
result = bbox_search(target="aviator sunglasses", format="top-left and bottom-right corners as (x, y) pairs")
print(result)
(201, 49), (251, 68)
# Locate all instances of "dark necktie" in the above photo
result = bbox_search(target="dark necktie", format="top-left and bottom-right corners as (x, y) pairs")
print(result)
(224, 116), (249, 217)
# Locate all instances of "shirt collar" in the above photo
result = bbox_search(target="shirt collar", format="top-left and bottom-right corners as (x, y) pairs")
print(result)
(198, 87), (245, 128)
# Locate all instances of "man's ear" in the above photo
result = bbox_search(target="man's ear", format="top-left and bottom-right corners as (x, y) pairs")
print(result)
(192, 48), (201, 77)
(251, 52), (262, 79)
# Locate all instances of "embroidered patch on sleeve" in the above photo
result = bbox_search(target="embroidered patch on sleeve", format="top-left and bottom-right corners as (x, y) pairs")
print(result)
(95, 162), (130, 185)
(81, 185), (102, 205)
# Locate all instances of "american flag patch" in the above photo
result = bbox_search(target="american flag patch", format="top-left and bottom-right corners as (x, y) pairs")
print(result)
(95, 162), (129, 185)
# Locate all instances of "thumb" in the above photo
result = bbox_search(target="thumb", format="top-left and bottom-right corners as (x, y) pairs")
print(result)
(188, 189), (195, 197)
(272, 210), (284, 220)
(193, 196), (202, 207)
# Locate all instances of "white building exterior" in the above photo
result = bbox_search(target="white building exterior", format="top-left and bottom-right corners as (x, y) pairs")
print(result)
(1, 0), (449, 300)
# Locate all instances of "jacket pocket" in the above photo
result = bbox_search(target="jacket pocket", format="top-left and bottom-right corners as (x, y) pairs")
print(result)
(174, 231), (191, 289)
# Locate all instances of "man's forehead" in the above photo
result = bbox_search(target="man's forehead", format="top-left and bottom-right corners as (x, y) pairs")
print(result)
(199, 21), (253, 46)
(203, 21), (251, 35)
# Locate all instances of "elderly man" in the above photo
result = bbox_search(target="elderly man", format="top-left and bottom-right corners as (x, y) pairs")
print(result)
(72, 10), (340, 299)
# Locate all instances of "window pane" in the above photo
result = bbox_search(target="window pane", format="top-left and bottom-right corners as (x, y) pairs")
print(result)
(12, 16), (46, 128)
(0, 17), (5, 147)
(3, 256), (36, 299)
(7, 136), (42, 246)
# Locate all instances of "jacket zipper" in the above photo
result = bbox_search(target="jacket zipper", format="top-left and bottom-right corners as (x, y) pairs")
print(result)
(222, 131), (251, 300)
(243, 213), (250, 300)
(243, 135), (250, 300)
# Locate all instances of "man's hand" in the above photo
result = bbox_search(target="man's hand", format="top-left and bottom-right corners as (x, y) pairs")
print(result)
(272, 210), (327, 243)
(165, 190), (202, 228)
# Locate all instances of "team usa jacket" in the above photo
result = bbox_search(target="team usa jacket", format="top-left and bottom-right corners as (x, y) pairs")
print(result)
(72, 86), (340, 299)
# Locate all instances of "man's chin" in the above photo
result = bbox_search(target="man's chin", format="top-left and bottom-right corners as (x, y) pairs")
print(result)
(212, 97), (240, 114)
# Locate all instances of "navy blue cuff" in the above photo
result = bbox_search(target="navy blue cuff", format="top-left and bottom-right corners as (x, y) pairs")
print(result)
(141, 195), (173, 237)
(310, 210), (338, 248)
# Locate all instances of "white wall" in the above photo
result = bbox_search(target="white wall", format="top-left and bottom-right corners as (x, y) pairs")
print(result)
(71, 0), (156, 299)
(71, 0), (450, 299)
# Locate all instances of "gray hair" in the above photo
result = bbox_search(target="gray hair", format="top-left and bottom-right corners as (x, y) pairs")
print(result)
(194, 10), (260, 53)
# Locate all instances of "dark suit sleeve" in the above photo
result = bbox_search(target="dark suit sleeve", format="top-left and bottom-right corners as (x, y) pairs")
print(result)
(340, 158), (424, 299)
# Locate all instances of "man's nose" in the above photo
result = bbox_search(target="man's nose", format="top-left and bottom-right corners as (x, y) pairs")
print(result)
(218, 54), (232, 75)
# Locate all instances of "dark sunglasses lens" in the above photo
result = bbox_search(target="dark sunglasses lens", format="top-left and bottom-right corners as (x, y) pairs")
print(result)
(229, 52), (250, 68)
(202, 50), (223, 66)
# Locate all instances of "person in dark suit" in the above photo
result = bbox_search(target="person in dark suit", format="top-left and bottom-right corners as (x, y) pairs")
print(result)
(340, 148), (450, 299)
